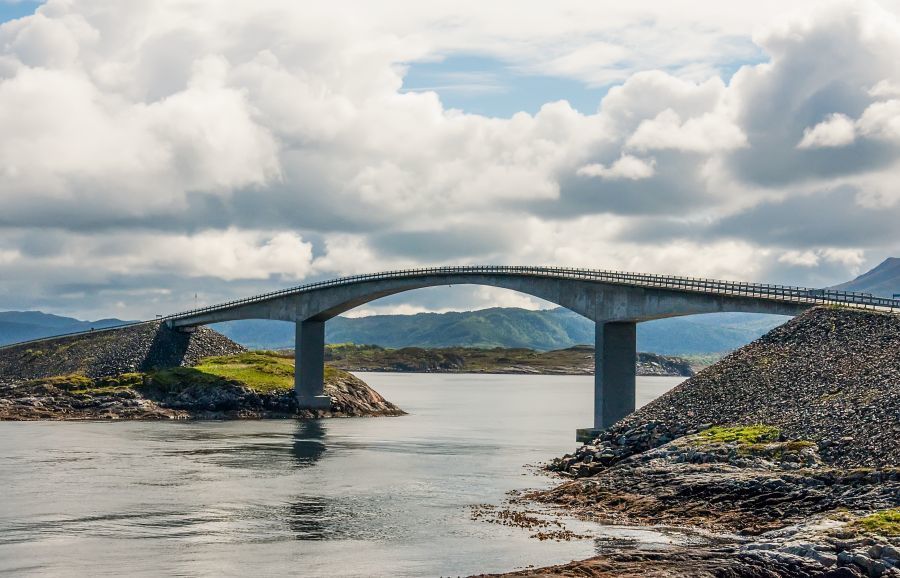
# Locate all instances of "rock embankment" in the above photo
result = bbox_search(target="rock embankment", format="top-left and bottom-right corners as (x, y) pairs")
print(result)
(513, 307), (900, 577)
(0, 322), (244, 379)
(558, 307), (900, 472)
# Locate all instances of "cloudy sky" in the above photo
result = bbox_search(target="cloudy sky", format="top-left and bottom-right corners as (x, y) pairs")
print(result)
(1, 0), (900, 320)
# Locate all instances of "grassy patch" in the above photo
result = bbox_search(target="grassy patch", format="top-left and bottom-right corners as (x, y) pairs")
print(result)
(22, 352), (314, 398)
(69, 373), (145, 395)
(698, 425), (781, 446)
(852, 509), (900, 536)
(142, 367), (233, 396)
(27, 374), (94, 391)
(192, 351), (295, 393)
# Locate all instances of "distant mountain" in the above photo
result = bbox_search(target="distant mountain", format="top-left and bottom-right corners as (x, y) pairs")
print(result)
(831, 257), (900, 298)
(212, 308), (790, 356)
(0, 311), (130, 346)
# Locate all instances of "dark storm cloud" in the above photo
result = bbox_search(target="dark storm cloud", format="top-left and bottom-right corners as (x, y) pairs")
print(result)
(371, 226), (517, 260)
(615, 186), (900, 250)
(521, 152), (715, 219)
(710, 187), (900, 248)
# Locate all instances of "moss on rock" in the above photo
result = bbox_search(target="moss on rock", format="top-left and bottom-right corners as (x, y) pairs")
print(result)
(852, 509), (900, 536)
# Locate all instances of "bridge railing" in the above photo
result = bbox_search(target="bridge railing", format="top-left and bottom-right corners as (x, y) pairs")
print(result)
(159, 265), (900, 322)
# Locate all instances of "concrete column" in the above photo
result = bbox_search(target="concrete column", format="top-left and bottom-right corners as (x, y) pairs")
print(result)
(594, 320), (637, 430)
(295, 320), (331, 409)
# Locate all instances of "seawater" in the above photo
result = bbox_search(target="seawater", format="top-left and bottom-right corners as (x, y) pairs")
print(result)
(0, 374), (683, 577)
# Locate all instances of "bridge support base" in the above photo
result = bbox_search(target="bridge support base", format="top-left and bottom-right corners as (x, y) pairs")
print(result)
(295, 320), (332, 410)
(581, 320), (636, 441)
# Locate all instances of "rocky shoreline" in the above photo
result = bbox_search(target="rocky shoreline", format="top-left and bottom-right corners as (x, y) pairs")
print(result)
(0, 366), (404, 421)
(476, 425), (900, 577)
(0, 324), (404, 421)
(477, 307), (900, 577)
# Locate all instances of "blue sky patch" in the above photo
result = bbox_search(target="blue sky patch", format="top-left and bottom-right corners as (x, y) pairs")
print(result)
(0, 0), (41, 23)
(401, 54), (610, 118)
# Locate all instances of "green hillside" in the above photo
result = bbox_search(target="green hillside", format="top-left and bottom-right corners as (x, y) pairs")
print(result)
(211, 308), (789, 355)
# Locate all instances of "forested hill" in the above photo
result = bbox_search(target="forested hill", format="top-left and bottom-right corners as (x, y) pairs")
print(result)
(212, 308), (789, 356)
(0, 307), (787, 355)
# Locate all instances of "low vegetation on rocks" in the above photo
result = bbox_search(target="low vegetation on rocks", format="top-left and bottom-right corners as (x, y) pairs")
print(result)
(854, 510), (900, 537)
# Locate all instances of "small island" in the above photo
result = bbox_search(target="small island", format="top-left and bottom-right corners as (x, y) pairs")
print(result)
(0, 323), (403, 420)
(325, 343), (695, 377)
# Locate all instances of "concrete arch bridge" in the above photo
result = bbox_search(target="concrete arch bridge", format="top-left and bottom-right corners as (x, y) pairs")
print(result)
(162, 266), (900, 434)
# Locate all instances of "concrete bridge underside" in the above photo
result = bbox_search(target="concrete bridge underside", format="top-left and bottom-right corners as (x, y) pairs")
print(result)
(169, 273), (808, 433)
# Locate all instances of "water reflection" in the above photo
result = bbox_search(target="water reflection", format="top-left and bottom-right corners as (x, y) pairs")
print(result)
(0, 375), (686, 576)
(287, 496), (334, 540)
(291, 420), (327, 468)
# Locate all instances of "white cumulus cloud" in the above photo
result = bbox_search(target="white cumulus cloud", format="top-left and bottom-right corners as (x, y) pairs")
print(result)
(797, 113), (856, 148)
(577, 155), (656, 180)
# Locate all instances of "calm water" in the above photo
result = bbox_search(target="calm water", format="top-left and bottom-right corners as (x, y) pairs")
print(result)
(0, 374), (683, 577)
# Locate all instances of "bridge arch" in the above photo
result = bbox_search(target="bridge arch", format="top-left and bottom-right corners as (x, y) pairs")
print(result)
(166, 266), (880, 433)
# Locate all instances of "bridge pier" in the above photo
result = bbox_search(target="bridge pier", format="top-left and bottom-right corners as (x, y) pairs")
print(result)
(578, 320), (636, 442)
(295, 320), (332, 410)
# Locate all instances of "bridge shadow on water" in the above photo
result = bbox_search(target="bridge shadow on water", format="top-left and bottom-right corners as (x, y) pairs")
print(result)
(286, 421), (365, 541)
(291, 420), (327, 468)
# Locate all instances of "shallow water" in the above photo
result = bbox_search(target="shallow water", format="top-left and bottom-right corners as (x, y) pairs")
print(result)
(0, 373), (683, 577)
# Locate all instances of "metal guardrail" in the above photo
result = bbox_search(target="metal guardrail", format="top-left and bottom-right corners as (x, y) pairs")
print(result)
(3, 265), (898, 351)
(161, 265), (900, 321)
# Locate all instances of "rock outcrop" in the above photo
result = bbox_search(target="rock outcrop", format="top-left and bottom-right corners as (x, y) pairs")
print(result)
(0, 367), (404, 420)
(0, 326), (404, 420)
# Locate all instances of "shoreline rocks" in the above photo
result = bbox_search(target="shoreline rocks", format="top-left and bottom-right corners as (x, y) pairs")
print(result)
(0, 367), (404, 421)
(482, 307), (900, 577)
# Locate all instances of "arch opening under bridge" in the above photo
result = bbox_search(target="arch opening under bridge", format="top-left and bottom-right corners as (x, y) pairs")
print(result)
(164, 266), (895, 434)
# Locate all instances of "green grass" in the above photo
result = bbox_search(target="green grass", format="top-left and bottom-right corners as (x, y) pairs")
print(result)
(192, 351), (296, 393)
(852, 509), (900, 536)
(26, 372), (147, 395)
(23, 352), (329, 397)
(27, 374), (94, 391)
(71, 373), (144, 394)
(698, 425), (781, 446)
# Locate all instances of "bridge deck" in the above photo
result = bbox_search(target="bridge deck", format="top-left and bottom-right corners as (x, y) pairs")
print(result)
(3, 265), (898, 351)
